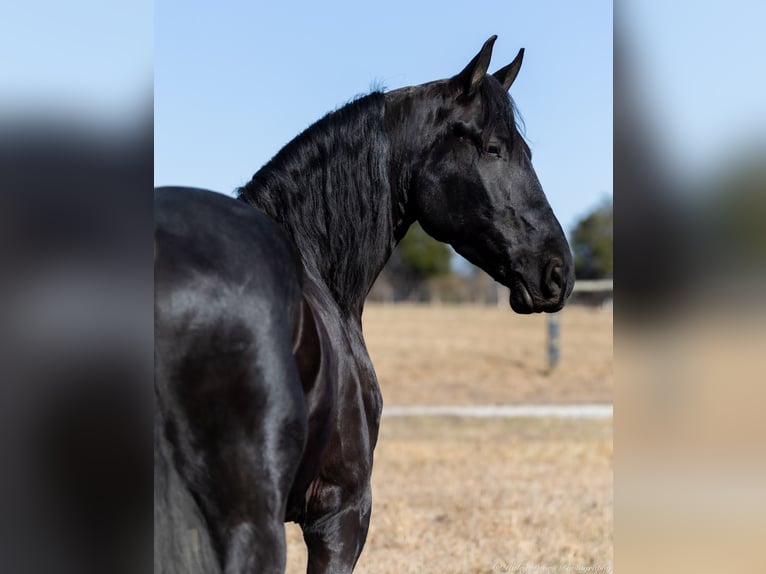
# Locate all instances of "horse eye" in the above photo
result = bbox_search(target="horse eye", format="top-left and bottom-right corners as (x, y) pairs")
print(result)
(487, 144), (501, 156)
(452, 124), (469, 140)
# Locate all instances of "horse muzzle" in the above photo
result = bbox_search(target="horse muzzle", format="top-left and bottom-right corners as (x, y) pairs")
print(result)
(508, 257), (574, 314)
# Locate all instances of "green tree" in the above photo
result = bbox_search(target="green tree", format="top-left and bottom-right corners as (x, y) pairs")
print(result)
(571, 198), (613, 279)
(397, 222), (452, 279)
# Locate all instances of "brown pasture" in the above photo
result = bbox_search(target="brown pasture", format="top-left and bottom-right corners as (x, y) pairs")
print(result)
(363, 303), (612, 405)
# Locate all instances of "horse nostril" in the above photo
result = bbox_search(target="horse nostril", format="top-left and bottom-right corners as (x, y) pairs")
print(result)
(551, 266), (563, 288)
(542, 259), (564, 298)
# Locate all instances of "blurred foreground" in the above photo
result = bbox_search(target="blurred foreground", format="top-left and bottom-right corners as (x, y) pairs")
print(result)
(615, 2), (766, 572)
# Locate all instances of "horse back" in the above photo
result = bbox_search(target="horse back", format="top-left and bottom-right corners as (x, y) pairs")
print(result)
(154, 187), (306, 409)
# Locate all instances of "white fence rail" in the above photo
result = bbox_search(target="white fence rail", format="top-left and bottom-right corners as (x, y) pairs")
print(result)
(382, 404), (612, 419)
(572, 278), (613, 293)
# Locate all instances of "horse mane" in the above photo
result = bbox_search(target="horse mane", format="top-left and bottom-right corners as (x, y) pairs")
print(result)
(509, 96), (526, 139)
(236, 92), (394, 311)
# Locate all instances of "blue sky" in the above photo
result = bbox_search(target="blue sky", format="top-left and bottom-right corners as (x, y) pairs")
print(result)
(155, 1), (613, 237)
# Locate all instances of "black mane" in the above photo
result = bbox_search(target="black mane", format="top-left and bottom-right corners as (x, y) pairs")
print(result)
(237, 92), (395, 313)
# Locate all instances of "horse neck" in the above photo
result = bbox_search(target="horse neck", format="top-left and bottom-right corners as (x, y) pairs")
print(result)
(239, 93), (413, 318)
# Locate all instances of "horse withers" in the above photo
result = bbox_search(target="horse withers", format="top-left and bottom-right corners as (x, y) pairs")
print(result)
(155, 35), (573, 574)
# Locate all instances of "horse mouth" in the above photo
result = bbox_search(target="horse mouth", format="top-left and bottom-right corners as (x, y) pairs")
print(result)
(509, 277), (534, 314)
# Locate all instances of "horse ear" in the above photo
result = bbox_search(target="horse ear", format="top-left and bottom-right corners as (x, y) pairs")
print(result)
(492, 48), (524, 91)
(453, 35), (497, 97)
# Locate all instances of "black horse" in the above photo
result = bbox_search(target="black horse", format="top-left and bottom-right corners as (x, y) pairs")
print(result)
(154, 36), (574, 574)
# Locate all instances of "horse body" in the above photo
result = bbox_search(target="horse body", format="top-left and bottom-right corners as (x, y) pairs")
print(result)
(155, 36), (574, 573)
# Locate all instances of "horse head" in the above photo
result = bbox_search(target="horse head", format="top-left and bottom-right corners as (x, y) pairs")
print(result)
(403, 36), (574, 313)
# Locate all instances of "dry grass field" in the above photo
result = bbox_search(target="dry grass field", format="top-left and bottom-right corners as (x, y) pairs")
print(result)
(363, 303), (612, 405)
(285, 303), (613, 573)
